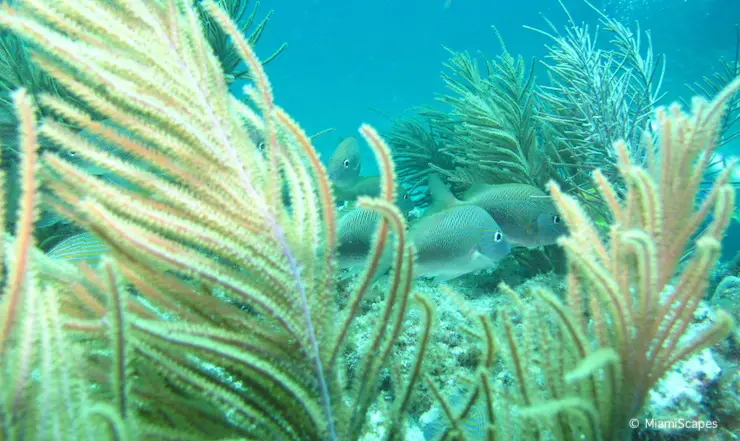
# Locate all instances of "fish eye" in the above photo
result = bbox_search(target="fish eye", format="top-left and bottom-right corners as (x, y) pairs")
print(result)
(403, 193), (409, 200)
(343, 159), (350, 168)
(494, 231), (503, 242)
(552, 215), (560, 224)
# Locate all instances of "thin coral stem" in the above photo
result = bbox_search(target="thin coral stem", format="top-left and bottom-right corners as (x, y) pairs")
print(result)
(0, 90), (38, 356)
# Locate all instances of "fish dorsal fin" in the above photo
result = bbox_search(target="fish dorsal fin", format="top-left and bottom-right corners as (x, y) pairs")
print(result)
(426, 174), (459, 214)
(463, 183), (495, 200)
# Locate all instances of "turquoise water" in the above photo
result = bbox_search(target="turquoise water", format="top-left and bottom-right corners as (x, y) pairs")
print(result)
(250, 0), (739, 166)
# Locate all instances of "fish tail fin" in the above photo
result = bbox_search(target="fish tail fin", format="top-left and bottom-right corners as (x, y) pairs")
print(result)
(427, 174), (459, 214)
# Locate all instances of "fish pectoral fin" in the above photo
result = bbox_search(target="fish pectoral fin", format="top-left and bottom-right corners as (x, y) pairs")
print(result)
(469, 248), (491, 263)
(469, 249), (497, 270)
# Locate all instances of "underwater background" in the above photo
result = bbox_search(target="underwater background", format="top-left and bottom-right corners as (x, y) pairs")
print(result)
(1, 0), (740, 440)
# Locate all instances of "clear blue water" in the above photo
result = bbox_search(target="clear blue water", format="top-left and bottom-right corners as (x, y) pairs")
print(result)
(253, 0), (738, 158)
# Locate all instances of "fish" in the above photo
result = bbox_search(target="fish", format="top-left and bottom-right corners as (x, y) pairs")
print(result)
(336, 207), (393, 270)
(337, 203), (511, 283)
(408, 205), (511, 282)
(327, 136), (362, 188)
(47, 232), (108, 264)
(335, 187), (418, 270)
(37, 210), (66, 229)
(334, 176), (380, 201)
(334, 175), (414, 215)
(427, 174), (567, 248)
(245, 123), (266, 151)
(396, 190), (415, 217)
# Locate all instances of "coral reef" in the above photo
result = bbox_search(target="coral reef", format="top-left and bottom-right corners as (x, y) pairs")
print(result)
(0, 1), (737, 441)
(637, 302), (724, 435)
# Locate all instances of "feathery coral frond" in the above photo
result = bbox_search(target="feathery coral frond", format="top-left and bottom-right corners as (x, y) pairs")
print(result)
(529, 5), (666, 217)
(435, 38), (550, 189)
(0, 88), (39, 356)
(0, 0), (429, 440)
(439, 73), (739, 441)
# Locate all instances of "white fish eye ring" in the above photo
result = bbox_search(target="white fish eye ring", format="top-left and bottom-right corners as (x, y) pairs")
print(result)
(494, 231), (503, 242)
(343, 159), (350, 168)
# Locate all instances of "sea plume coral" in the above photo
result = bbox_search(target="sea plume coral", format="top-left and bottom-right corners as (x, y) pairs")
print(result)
(0, 0), (430, 440)
(529, 3), (665, 213)
(431, 75), (739, 441)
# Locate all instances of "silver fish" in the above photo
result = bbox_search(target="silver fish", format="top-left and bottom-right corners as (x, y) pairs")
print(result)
(427, 175), (567, 248)
(327, 137), (362, 188)
(408, 205), (510, 282)
(336, 207), (393, 270)
(337, 200), (509, 282)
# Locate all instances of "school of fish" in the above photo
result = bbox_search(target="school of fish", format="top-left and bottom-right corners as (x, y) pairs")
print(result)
(46, 135), (568, 284)
(329, 137), (568, 282)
